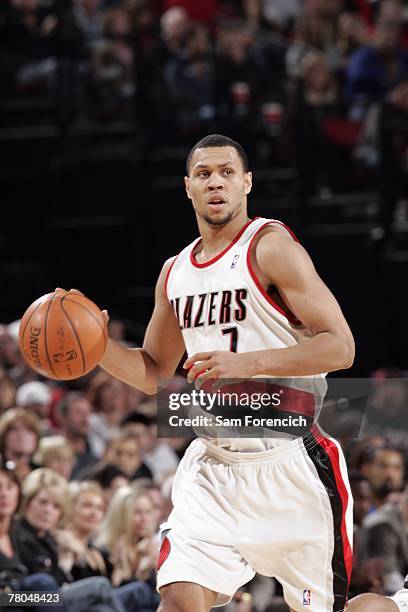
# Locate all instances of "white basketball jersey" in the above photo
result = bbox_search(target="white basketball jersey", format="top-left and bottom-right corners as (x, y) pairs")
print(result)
(166, 217), (326, 452)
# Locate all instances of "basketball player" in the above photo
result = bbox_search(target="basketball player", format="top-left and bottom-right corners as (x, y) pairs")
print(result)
(65, 134), (357, 611)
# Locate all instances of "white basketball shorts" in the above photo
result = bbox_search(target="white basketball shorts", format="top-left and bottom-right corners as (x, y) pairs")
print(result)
(157, 431), (353, 611)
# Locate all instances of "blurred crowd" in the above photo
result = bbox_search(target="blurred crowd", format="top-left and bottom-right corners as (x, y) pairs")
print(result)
(1, 315), (408, 612)
(1, 0), (408, 197)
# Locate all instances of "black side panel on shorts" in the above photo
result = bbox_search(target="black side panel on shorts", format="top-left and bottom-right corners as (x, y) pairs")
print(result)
(305, 440), (349, 612)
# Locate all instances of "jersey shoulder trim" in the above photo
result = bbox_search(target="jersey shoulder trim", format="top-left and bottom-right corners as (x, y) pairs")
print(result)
(190, 218), (255, 269)
(164, 255), (180, 300)
(246, 220), (302, 327)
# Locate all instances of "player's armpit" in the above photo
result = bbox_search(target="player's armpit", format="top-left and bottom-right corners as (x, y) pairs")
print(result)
(142, 256), (186, 387)
(100, 257), (185, 394)
(248, 231), (355, 376)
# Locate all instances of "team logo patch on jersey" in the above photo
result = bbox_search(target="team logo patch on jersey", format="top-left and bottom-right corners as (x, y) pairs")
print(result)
(302, 590), (311, 606)
(230, 254), (239, 269)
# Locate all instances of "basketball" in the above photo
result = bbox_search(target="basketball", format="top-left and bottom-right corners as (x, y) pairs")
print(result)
(18, 290), (107, 380)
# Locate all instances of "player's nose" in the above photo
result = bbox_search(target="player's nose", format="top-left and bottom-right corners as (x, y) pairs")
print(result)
(207, 172), (224, 190)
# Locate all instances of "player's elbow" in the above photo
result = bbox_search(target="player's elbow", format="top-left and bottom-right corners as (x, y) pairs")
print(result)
(337, 333), (355, 370)
(142, 382), (159, 395)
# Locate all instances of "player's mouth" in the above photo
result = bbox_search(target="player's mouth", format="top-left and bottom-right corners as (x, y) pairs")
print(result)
(207, 195), (227, 211)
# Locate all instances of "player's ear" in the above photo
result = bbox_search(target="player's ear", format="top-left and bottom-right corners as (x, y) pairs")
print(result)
(244, 171), (252, 195)
(184, 176), (192, 199)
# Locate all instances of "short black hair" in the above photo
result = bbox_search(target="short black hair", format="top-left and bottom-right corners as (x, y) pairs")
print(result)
(120, 411), (151, 428)
(186, 134), (249, 175)
(85, 463), (129, 489)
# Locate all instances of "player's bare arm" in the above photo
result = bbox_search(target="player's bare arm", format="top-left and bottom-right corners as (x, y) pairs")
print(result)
(99, 257), (185, 394)
(185, 228), (355, 382)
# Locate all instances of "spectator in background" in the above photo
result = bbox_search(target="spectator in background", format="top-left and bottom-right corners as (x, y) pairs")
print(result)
(90, 6), (136, 119)
(161, 0), (218, 25)
(121, 413), (179, 482)
(363, 485), (408, 594)
(13, 468), (69, 585)
(124, 0), (158, 51)
(0, 408), (40, 480)
(261, 0), (303, 33)
(351, 471), (373, 527)
(362, 446), (405, 509)
(348, 471), (383, 597)
(0, 375), (16, 415)
(34, 435), (76, 480)
(0, 465), (26, 589)
(16, 380), (52, 431)
(0, 465), (63, 596)
(95, 483), (159, 587)
(288, 48), (344, 195)
(215, 20), (265, 146)
(160, 6), (189, 57)
(336, 11), (370, 67)
(103, 432), (153, 480)
(286, 9), (340, 80)
(85, 463), (130, 503)
(58, 481), (110, 582)
(0, 0), (59, 95)
(88, 371), (127, 456)
(135, 479), (165, 525)
(73, 0), (104, 42)
(57, 392), (99, 478)
(0, 324), (22, 377)
(346, 3), (408, 104)
(163, 23), (215, 140)
(142, 5), (190, 140)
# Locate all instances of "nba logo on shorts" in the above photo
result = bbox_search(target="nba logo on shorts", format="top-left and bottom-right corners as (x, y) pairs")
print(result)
(302, 590), (311, 606)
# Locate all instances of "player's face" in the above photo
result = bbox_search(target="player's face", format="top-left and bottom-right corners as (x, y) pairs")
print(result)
(185, 146), (252, 227)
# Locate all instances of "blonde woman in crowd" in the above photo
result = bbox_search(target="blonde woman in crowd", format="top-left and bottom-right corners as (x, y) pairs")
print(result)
(95, 483), (159, 587)
(59, 480), (160, 611)
(34, 435), (76, 480)
(13, 468), (70, 584)
(58, 481), (110, 582)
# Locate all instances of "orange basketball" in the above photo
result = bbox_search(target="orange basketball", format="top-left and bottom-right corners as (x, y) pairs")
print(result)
(19, 291), (107, 380)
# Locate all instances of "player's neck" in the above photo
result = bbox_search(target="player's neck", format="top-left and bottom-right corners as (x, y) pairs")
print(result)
(196, 213), (251, 262)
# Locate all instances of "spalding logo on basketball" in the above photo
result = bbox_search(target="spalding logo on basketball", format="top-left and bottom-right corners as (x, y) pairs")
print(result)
(19, 290), (107, 380)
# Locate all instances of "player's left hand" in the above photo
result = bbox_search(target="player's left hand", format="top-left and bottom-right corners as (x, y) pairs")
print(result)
(184, 350), (256, 385)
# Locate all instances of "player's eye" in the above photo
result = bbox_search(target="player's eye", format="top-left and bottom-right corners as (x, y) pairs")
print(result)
(198, 170), (209, 177)
(224, 169), (233, 176)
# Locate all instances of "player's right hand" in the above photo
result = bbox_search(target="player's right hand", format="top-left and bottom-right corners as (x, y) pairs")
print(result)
(55, 288), (109, 325)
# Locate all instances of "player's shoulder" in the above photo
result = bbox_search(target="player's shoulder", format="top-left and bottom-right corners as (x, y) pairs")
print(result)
(253, 223), (310, 276)
(254, 224), (298, 256)
(163, 255), (177, 272)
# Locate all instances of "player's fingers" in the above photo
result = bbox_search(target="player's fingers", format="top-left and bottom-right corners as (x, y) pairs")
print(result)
(102, 310), (110, 324)
(184, 352), (214, 369)
(187, 359), (213, 383)
(55, 287), (66, 292)
(195, 368), (220, 390)
(69, 288), (84, 295)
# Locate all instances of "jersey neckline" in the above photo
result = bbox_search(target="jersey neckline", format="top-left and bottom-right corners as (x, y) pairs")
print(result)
(190, 218), (255, 269)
